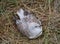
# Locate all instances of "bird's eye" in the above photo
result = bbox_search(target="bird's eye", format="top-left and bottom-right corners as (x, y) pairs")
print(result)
(24, 11), (28, 16)
(35, 25), (40, 28)
(35, 26), (38, 28)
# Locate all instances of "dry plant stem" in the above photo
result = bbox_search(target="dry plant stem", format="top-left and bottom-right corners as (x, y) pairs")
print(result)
(31, 5), (45, 13)
(48, 0), (58, 44)
(44, 0), (51, 44)
(54, 33), (58, 44)
(48, 0), (51, 34)
(39, 5), (45, 13)
(22, 3), (45, 15)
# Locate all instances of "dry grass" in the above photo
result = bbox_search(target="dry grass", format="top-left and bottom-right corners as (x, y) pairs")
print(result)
(0, 0), (60, 44)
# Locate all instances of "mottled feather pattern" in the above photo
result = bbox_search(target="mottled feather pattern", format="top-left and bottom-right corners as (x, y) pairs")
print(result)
(16, 8), (42, 39)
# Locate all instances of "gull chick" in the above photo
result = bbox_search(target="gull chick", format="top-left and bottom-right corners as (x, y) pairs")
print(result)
(16, 8), (42, 39)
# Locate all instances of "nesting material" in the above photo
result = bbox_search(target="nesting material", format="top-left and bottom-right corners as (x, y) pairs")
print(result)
(16, 8), (42, 39)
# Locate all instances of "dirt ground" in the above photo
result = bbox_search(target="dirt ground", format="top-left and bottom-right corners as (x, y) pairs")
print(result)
(0, 0), (60, 44)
